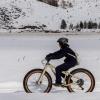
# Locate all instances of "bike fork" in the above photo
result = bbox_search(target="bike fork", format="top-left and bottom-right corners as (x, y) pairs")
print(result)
(37, 65), (48, 84)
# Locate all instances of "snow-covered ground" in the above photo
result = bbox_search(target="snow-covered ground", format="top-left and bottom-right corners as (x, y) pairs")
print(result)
(0, 33), (100, 93)
(0, 93), (100, 100)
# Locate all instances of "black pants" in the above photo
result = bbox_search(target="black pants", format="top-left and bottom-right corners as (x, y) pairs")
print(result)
(55, 61), (77, 84)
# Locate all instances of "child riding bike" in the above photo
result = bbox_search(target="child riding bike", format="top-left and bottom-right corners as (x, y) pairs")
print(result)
(23, 37), (95, 93)
(45, 37), (78, 86)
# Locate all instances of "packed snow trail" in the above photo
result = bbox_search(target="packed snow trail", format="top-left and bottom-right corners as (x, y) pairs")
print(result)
(0, 33), (100, 93)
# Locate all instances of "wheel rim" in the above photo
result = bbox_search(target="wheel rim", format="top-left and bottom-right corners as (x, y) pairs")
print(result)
(68, 71), (94, 92)
(25, 71), (50, 93)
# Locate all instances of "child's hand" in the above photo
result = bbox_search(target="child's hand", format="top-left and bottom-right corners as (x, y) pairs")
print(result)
(45, 56), (50, 62)
(45, 53), (52, 62)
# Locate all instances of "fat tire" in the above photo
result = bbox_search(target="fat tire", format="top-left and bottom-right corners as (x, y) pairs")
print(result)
(23, 69), (52, 93)
(66, 68), (95, 92)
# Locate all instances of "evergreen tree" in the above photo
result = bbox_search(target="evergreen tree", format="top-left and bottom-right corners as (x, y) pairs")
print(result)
(83, 21), (87, 29)
(98, 23), (100, 29)
(75, 23), (81, 31)
(51, 0), (58, 7)
(69, 2), (73, 8)
(69, 23), (73, 30)
(61, 0), (67, 9)
(92, 22), (98, 29)
(80, 21), (83, 29)
(76, 24), (80, 29)
(60, 19), (67, 29)
(88, 21), (92, 29)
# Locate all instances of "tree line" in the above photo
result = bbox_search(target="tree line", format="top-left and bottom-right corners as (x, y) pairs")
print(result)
(61, 19), (100, 30)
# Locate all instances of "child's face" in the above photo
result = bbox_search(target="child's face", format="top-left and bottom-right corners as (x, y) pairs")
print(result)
(58, 43), (61, 48)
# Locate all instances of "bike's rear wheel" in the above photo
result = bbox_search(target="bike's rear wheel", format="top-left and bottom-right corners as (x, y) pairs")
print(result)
(67, 68), (95, 92)
(23, 69), (52, 93)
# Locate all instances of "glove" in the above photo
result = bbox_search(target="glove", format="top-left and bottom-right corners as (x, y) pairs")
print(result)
(45, 56), (50, 62)
(45, 53), (52, 62)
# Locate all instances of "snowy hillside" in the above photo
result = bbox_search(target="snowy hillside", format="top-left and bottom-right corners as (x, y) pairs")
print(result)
(0, 0), (100, 33)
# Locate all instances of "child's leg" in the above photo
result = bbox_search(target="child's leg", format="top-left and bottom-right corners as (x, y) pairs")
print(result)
(55, 62), (75, 84)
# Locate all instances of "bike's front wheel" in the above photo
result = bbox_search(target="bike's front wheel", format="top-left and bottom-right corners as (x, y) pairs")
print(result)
(67, 68), (95, 92)
(23, 69), (52, 93)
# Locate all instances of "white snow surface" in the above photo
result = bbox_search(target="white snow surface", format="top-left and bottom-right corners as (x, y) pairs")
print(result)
(0, 33), (100, 93)
(0, 93), (100, 100)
